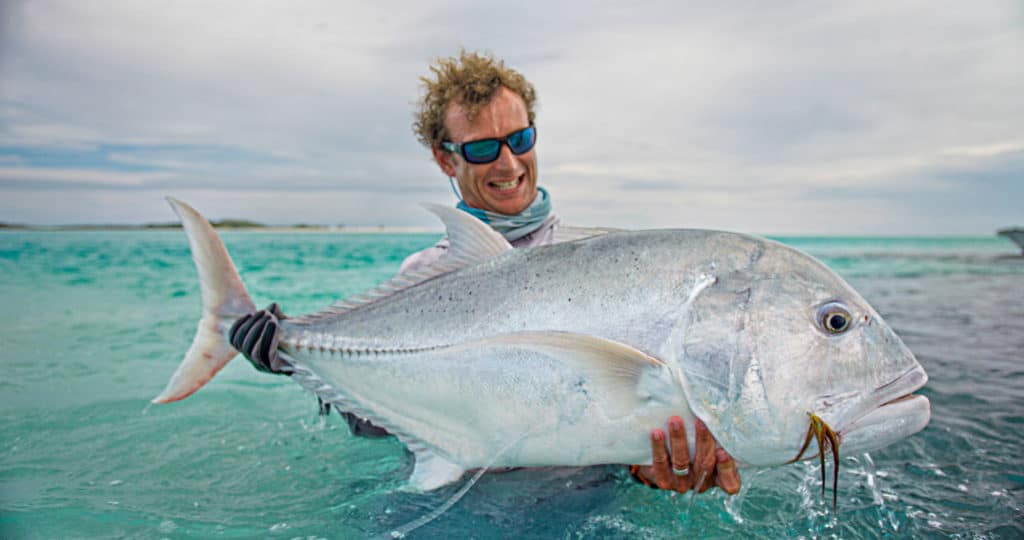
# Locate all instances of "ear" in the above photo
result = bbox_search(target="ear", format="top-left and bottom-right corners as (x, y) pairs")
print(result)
(432, 146), (457, 177)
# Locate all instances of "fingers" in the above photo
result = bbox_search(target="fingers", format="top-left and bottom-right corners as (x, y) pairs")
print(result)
(649, 429), (675, 490)
(667, 416), (691, 493)
(267, 302), (287, 320)
(692, 418), (717, 493)
(715, 448), (741, 495)
(229, 304), (288, 374)
(240, 311), (271, 370)
(264, 317), (291, 374)
(229, 313), (256, 351)
(632, 418), (743, 497)
(256, 315), (280, 371)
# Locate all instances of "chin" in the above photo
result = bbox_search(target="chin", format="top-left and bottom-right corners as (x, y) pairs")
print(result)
(492, 200), (531, 215)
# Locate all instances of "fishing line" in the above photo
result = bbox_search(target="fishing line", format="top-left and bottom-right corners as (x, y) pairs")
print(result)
(447, 176), (463, 202)
(381, 426), (543, 539)
(382, 465), (488, 539)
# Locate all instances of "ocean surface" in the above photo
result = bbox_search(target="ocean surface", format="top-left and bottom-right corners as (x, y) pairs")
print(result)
(1, 230), (1022, 539)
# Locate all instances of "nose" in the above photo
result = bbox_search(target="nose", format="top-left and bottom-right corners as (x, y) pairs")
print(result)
(492, 142), (517, 170)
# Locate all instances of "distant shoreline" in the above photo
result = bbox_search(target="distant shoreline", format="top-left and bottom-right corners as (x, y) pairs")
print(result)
(0, 224), (439, 234)
(0, 225), (1007, 239)
(0, 223), (1012, 239)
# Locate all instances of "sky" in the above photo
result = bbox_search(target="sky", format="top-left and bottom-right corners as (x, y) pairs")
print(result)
(0, 1), (1022, 234)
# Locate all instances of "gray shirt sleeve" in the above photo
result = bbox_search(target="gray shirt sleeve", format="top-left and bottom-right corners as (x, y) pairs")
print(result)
(398, 238), (450, 275)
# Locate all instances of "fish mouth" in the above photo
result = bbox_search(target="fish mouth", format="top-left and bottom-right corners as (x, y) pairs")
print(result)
(879, 393), (921, 407)
(863, 364), (929, 413)
(840, 393), (930, 452)
(841, 364), (930, 443)
(789, 365), (931, 511)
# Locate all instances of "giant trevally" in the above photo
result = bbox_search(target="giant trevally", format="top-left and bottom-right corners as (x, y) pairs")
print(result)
(153, 198), (929, 503)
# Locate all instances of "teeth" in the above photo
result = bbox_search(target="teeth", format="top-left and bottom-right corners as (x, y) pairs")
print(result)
(491, 179), (519, 190)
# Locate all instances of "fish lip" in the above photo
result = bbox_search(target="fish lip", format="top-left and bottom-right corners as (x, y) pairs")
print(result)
(839, 364), (928, 435)
(879, 393), (920, 407)
(838, 394), (931, 453)
(873, 364), (928, 397)
(873, 364), (928, 403)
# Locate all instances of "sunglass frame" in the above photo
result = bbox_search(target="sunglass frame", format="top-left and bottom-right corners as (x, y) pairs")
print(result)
(441, 125), (537, 164)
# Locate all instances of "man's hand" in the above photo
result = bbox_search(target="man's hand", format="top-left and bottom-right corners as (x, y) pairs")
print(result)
(228, 302), (291, 374)
(632, 416), (741, 495)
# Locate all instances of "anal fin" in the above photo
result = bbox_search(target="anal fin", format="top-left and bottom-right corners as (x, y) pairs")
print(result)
(405, 448), (466, 492)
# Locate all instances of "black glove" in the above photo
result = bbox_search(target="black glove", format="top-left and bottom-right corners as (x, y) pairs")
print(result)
(229, 302), (290, 375)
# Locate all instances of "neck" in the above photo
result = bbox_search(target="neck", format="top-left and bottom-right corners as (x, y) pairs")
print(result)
(456, 187), (552, 241)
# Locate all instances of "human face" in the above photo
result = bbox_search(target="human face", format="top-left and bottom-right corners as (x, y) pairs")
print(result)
(432, 87), (538, 215)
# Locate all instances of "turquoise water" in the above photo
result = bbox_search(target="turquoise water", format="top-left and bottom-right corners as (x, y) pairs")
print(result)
(1, 231), (1022, 538)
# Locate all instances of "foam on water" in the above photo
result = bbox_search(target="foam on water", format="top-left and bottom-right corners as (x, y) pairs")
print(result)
(1, 231), (1022, 538)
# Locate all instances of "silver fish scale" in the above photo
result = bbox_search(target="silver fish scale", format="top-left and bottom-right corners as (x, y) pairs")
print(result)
(280, 229), (768, 356)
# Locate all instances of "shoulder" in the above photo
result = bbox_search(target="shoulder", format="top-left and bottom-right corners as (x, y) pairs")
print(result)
(398, 237), (450, 275)
(517, 215), (621, 247)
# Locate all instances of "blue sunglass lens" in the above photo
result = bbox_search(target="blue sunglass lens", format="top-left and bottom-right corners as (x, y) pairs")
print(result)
(463, 140), (500, 162)
(508, 126), (536, 154)
(457, 126), (536, 163)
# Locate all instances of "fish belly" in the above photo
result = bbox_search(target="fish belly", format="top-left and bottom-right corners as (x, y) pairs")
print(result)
(289, 339), (689, 469)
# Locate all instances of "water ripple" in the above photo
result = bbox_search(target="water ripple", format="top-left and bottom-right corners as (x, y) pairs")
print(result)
(1, 231), (1021, 537)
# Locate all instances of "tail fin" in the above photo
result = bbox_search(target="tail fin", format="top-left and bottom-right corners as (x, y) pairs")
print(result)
(152, 197), (257, 404)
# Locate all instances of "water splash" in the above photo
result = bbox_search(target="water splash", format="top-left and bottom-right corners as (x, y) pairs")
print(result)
(860, 453), (884, 507)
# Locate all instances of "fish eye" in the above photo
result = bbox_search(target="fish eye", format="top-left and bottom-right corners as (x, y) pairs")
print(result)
(817, 302), (853, 335)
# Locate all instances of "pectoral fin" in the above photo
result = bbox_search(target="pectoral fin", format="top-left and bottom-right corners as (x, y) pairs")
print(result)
(486, 331), (664, 370)
(469, 331), (672, 417)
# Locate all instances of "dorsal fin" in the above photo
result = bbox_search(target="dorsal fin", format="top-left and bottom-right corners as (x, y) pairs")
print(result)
(293, 204), (513, 322)
(421, 203), (512, 266)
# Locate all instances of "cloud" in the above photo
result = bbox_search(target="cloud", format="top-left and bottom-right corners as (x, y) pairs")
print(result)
(0, 0), (1021, 232)
(0, 166), (169, 187)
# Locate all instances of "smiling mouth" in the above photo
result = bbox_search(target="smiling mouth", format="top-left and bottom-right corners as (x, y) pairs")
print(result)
(488, 174), (524, 192)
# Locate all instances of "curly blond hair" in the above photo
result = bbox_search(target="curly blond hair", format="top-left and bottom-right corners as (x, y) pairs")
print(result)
(413, 50), (537, 149)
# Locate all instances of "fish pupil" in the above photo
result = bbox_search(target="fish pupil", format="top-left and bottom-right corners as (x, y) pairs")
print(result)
(827, 313), (848, 332)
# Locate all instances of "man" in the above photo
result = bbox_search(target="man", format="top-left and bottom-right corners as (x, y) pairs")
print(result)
(230, 50), (740, 495)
